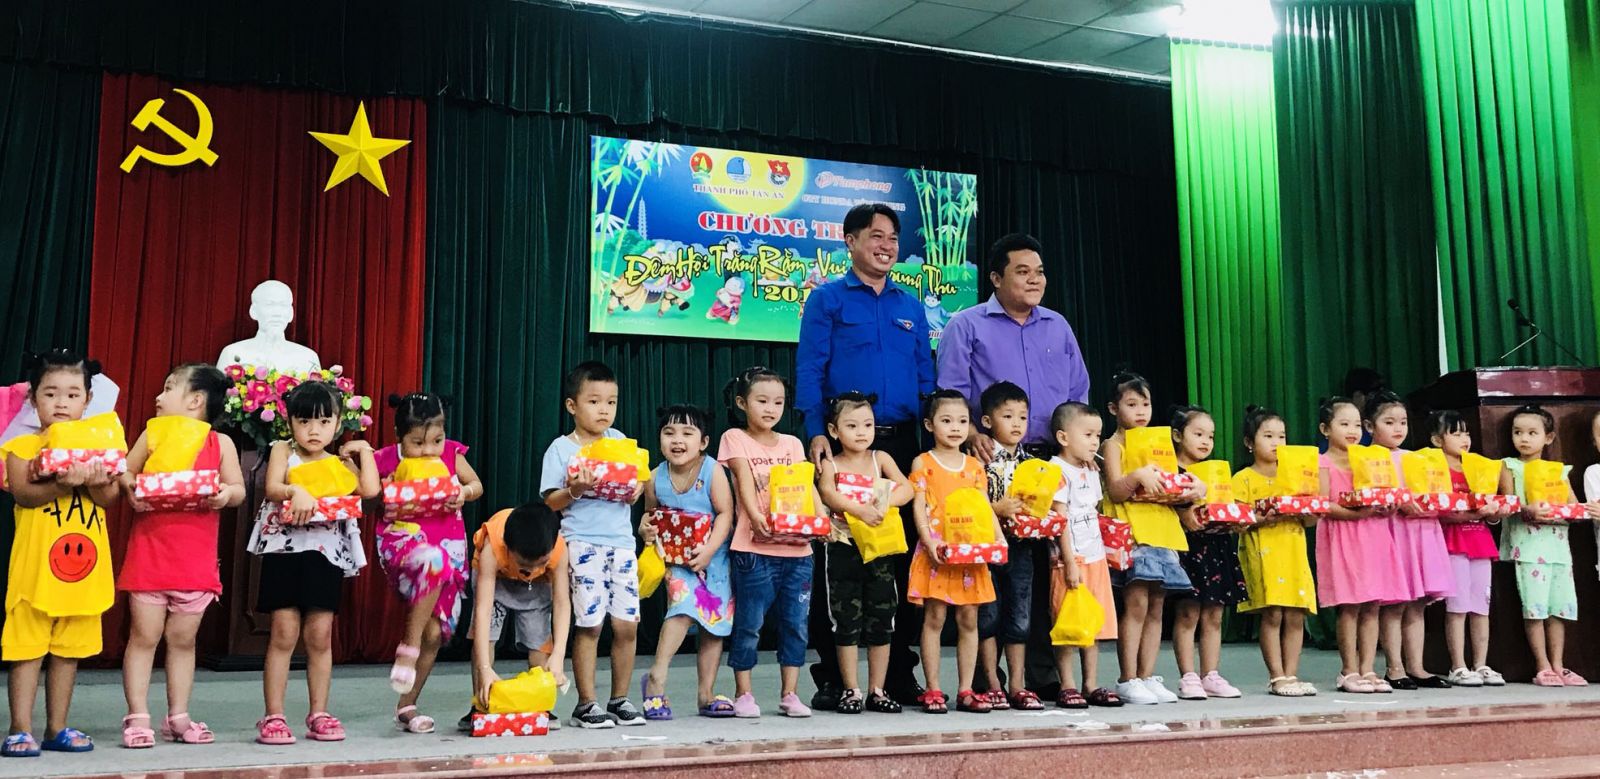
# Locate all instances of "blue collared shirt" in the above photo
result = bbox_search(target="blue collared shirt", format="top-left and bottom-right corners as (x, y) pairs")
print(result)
(936, 295), (1091, 445)
(796, 270), (934, 440)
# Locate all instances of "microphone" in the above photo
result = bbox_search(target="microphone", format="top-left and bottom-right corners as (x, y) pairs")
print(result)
(1498, 298), (1587, 366)
(1507, 298), (1534, 327)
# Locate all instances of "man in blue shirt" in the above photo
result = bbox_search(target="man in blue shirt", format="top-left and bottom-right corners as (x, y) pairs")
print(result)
(796, 203), (934, 709)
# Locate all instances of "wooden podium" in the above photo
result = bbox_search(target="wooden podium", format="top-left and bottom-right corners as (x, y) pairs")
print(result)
(1410, 368), (1600, 681)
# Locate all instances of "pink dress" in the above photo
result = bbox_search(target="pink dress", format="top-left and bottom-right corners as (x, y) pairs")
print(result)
(1387, 449), (1456, 602)
(375, 441), (470, 640)
(1316, 454), (1408, 606)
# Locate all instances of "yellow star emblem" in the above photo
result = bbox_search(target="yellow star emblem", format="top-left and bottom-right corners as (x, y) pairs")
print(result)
(308, 102), (409, 196)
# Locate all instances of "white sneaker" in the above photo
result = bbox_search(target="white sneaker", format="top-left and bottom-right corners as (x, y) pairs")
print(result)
(1143, 676), (1180, 703)
(1117, 678), (1160, 705)
(1447, 667), (1484, 687)
(1477, 666), (1506, 686)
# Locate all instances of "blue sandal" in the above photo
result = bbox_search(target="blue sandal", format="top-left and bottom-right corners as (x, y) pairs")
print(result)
(42, 727), (93, 752)
(700, 695), (736, 718)
(640, 674), (672, 721)
(2, 733), (40, 757)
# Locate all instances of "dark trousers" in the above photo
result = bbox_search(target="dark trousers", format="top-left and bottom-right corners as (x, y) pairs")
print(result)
(810, 422), (923, 692)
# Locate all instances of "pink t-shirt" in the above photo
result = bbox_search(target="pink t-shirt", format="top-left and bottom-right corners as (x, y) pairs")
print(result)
(717, 427), (812, 558)
(1442, 468), (1497, 559)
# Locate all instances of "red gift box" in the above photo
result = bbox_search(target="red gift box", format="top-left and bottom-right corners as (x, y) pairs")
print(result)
(768, 513), (829, 544)
(1337, 487), (1411, 511)
(275, 495), (363, 525)
(1471, 494), (1522, 514)
(650, 508), (712, 564)
(1135, 471), (1196, 504)
(382, 477), (461, 520)
(1198, 502), (1256, 526)
(470, 711), (550, 738)
(1256, 495), (1332, 516)
(1005, 511), (1068, 540)
(1099, 514), (1133, 570)
(565, 458), (639, 503)
(32, 448), (128, 481)
(941, 542), (1009, 565)
(134, 470), (221, 512)
(1537, 503), (1591, 522)
(1414, 492), (1473, 514)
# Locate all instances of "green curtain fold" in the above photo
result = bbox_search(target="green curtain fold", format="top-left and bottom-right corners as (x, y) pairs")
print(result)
(1570, 0), (1600, 349)
(1417, 0), (1596, 368)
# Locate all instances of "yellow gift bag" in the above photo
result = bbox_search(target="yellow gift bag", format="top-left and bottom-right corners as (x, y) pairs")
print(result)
(638, 546), (666, 598)
(1188, 460), (1234, 505)
(144, 415), (211, 472)
(1124, 426), (1179, 473)
(1461, 453), (1503, 494)
(1007, 459), (1064, 518)
(43, 412), (128, 452)
(1276, 445), (1321, 495)
(848, 507), (907, 563)
(1525, 460), (1572, 505)
(1348, 445), (1399, 492)
(941, 487), (997, 545)
(1401, 448), (1451, 494)
(482, 667), (558, 714)
(768, 462), (818, 515)
(1049, 585), (1105, 647)
(580, 438), (652, 480)
(287, 455), (359, 498)
(393, 456), (449, 481)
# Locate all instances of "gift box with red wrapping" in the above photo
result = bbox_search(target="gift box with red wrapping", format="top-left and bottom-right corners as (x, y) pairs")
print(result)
(565, 458), (639, 503)
(650, 508), (712, 564)
(1255, 495), (1332, 516)
(1337, 487), (1411, 511)
(1005, 511), (1068, 539)
(1472, 494), (1522, 514)
(31, 448), (128, 481)
(768, 513), (830, 543)
(134, 470), (221, 512)
(274, 495), (364, 525)
(1198, 502), (1256, 527)
(1099, 514), (1133, 570)
(470, 711), (550, 738)
(941, 542), (1008, 565)
(1134, 471), (1197, 504)
(1413, 492), (1474, 514)
(1535, 503), (1591, 522)
(382, 476), (461, 520)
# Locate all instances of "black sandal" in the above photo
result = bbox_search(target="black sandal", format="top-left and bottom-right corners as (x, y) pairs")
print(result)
(867, 689), (903, 713)
(836, 688), (865, 714)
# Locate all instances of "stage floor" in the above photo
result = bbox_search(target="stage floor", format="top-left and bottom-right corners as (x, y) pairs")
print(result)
(10, 644), (1600, 778)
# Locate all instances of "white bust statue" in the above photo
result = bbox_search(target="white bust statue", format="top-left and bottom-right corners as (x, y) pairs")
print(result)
(216, 280), (322, 373)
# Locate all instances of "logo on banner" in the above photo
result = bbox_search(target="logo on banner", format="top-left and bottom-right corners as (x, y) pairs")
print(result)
(119, 88), (219, 173)
(767, 159), (791, 186)
(727, 156), (749, 183)
(690, 152), (714, 181)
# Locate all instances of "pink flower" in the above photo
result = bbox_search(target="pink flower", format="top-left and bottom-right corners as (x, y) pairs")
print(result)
(346, 396), (363, 411)
(253, 366), (269, 380)
(260, 407), (277, 422)
(226, 387), (240, 398)
(329, 364), (344, 377)
(243, 398), (259, 412)
(274, 375), (300, 395)
(336, 377), (355, 393)
(359, 414), (373, 428)
(224, 364), (246, 381)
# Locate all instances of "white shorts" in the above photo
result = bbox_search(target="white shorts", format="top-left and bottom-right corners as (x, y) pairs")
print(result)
(567, 539), (641, 628)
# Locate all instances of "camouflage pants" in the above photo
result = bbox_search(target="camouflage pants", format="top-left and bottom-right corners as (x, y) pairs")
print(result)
(825, 541), (899, 647)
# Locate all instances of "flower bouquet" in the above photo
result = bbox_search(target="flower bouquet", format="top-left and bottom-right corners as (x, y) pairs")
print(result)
(221, 364), (373, 449)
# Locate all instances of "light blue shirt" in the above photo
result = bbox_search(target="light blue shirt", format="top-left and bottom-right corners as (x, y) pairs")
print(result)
(540, 429), (636, 549)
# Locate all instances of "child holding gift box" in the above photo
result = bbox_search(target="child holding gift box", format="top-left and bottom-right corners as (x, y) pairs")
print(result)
(118, 364), (245, 747)
(2, 351), (122, 758)
(639, 404), (736, 720)
(1316, 397), (1407, 694)
(1366, 391), (1453, 690)
(1100, 372), (1196, 706)
(1048, 401), (1121, 708)
(374, 392), (484, 733)
(1430, 410), (1505, 687)
(1499, 404), (1589, 686)
(816, 392), (913, 715)
(908, 389), (1003, 714)
(249, 381), (379, 745)
(1233, 406), (1318, 697)
(718, 366), (825, 718)
(1586, 410), (1600, 571)
(974, 381), (1044, 711)
(541, 361), (646, 727)
(1168, 405), (1245, 700)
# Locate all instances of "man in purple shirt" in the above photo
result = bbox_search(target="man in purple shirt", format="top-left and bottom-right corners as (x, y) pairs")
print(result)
(936, 233), (1091, 463)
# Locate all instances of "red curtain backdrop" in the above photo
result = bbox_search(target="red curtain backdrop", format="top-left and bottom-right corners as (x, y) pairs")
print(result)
(88, 73), (426, 663)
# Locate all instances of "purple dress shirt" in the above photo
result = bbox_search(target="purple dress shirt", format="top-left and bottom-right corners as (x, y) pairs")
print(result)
(936, 295), (1091, 445)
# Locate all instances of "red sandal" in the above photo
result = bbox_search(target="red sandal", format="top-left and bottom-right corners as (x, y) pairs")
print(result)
(1008, 689), (1046, 710)
(918, 689), (948, 714)
(985, 689), (1010, 710)
(1056, 688), (1088, 709)
(956, 690), (992, 713)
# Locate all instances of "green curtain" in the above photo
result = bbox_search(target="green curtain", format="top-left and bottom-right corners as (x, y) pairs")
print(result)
(1570, 0), (1600, 345)
(1417, 0), (1596, 368)
(1171, 42), (1285, 465)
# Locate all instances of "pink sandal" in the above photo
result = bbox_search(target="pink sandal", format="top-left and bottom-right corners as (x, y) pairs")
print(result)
(390, 644), (420, 694)
(255, 714), (296, 746)
(162, 713), (213, 744)
(121, 714), (155, 749)
(305, 711), (346, 742)
(394, 705), (435, 734)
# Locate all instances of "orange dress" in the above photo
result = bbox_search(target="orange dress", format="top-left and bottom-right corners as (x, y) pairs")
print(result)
(907, 452), (997, 606)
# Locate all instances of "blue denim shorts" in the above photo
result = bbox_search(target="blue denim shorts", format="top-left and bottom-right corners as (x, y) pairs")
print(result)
(1111, 545), (1192, 591)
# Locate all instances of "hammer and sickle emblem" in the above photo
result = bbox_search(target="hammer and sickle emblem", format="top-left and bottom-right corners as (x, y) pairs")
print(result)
(119, 89), (219, 173)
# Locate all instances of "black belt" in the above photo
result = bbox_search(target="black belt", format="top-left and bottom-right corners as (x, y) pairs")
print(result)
(875, 423), (915, 436)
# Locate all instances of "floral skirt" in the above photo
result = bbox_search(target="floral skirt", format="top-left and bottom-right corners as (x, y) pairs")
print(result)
(377, 518), (468, 640)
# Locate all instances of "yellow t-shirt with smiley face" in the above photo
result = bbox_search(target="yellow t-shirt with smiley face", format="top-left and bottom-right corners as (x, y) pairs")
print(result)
(4, 433), (115, 616)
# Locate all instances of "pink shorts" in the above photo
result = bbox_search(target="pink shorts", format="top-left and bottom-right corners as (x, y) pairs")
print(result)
(1444, 555), (1492, 616)
(129, 590), (217, 615)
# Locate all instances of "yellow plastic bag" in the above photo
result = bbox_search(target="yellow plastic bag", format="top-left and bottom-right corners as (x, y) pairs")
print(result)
(941, 487), (997, 545)
(1461, 453), (1503, 494)
(638, 545), (666, 598)
(1348, 444), (1399, 492)
(43, 412), (128, 451)
(1049, 585), (1105, 647)
(1401, 448), (1451, 494)
(286, 455), (358, 498)
(768, 462), (818, 516)
(1123, 426), (1179, 474)
(144, 415), (211, 472)
(847, 506), (908, 563)
(578, 438), (652, 481)
(1187, 460), (1234, 505)
(1525, 460), (1572, 505)
(1276, 445), (1321, 495)
(483, 667), (558, 714)
(1007, 460), (1063, 518)
(394, 456), (449, 481)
